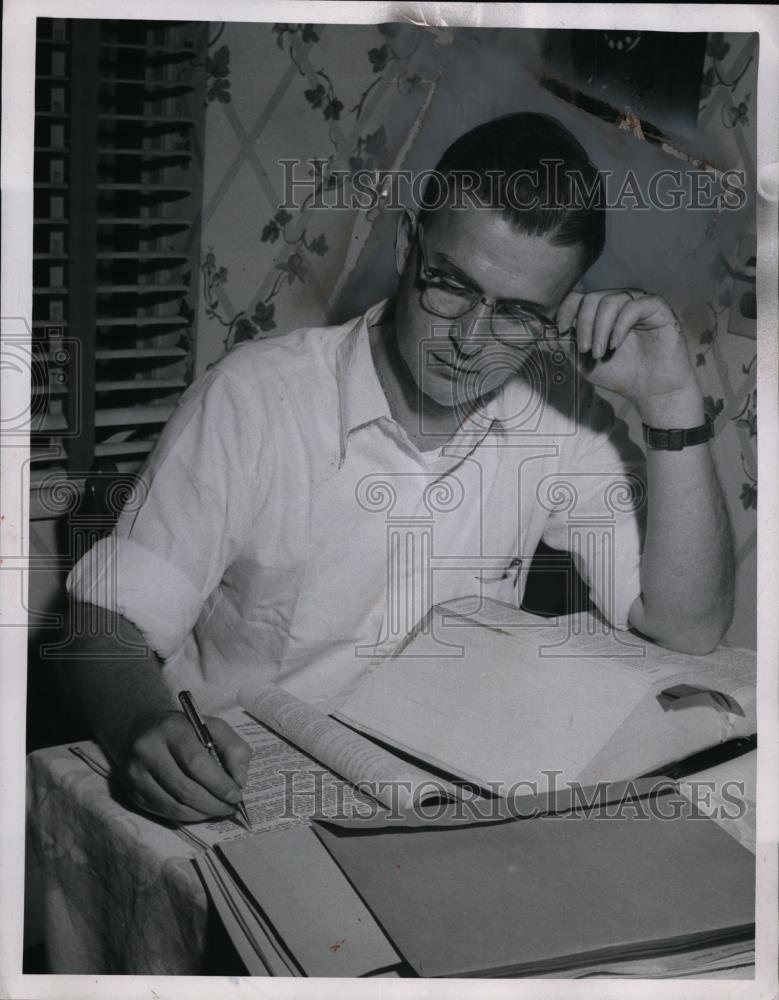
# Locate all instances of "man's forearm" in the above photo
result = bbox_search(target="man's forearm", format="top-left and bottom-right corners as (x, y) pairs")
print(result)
(59, 602), (177, 764)
(628, 387), (735, 655)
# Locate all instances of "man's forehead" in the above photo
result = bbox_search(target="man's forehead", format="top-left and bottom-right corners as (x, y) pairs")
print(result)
(422, 207), (585, 298)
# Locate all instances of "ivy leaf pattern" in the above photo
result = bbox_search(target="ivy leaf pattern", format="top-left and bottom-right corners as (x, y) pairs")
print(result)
(323, 97), (344, 121)
(207, 78), (231, 103)
(207, 45), (230, 78)
(707, 33), (731, 60)
(699, 327), (715, 345)
(207, 21), (419, 354)
(261, 220), (280, 243)
(740, 482), (757, 510)
(304, 83), (326, 109)
(368, 44), (390, 73)
(205, 44), (232, 104)
(272, 24), (292, 48)
(276, 253), (307, 286)
(363, 125), (387, 159)
(703, 395), (725, 421)
(252, 301), (276, 332)
(233, 316), (257, 344)
(308, 233), (328, 256)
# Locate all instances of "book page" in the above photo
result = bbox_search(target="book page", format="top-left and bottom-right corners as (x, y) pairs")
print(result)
(439, 598), (755, 690)
(335, 623), (651, 789)
(181, 711), (378, 850)
(335, 601), (756, 791)
(238, 684), (459, 813)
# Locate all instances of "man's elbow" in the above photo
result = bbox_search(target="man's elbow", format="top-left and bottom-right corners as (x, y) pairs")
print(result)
(663, 627), (725, 657)
(629, 599), (734, 657)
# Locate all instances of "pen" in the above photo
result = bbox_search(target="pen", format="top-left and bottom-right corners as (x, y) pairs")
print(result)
(178, 690), (252, 831)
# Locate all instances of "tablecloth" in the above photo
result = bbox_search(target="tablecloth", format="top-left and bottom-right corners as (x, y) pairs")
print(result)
(26, 746), (208, 974)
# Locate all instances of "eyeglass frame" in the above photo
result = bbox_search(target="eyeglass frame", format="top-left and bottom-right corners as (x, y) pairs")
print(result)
(413, 220), (560, 342)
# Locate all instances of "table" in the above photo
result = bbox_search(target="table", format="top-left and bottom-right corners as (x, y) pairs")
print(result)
(26, 746), (220, 975)
(26, 735), (757, 975)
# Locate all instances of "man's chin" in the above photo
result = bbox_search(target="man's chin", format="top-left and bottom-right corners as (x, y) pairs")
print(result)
(418, 370), (506, 411)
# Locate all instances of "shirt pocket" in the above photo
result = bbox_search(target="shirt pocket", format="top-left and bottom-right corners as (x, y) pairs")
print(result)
(221, 558), (306, 630)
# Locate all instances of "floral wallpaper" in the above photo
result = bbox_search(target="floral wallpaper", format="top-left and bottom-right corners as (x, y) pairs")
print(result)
(696, 33), (758, 515)
(197, 21), (441, 355)
(194, 23), (758, 647)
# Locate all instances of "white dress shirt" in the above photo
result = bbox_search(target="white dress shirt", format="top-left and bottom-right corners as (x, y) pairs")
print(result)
(67, 301), (647, 712)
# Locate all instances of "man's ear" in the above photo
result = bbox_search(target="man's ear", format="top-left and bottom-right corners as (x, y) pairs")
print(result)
(394, 209), (416, 276)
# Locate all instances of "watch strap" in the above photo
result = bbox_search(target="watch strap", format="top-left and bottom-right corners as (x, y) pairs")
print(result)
(642, 415), (714, 451)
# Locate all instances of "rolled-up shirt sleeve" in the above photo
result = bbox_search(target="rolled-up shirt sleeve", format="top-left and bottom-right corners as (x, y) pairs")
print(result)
(541, 386), (647, 631)
(66, 366), (263, 660)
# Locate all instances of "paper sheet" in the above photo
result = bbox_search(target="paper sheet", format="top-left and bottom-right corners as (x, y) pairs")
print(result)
(193, 853), (291, 976)
(217, 825), (400, 977)
(181, 712), (379, 849)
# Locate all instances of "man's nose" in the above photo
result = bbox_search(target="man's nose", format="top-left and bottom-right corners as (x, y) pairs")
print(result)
(459, 297), (493, 350)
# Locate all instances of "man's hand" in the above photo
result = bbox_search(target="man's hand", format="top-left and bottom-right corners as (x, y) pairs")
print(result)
(118, 711), (251, 823)
(555, 289), (700, 418)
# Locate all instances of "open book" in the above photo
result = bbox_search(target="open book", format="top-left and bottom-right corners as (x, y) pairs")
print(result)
(333, 597), (756, 793)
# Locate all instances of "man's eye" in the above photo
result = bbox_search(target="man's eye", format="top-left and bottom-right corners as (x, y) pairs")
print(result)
(496, 303), (534, 320)
(433, 274), (471, 294)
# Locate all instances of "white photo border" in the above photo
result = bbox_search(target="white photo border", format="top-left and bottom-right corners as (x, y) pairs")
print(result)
(2, 3), (777, 999)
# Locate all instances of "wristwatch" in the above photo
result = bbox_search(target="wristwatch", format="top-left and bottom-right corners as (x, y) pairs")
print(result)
(642, 415), (714, 451)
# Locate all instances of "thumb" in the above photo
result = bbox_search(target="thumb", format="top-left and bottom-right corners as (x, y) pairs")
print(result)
(210, 719), (251, 787)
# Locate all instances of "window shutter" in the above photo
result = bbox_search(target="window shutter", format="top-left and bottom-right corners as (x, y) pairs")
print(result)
(32, 17), (206, 516)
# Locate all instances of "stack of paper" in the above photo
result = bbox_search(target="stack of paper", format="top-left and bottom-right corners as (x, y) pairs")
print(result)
(195, 826), (400, 976)
(313, 791), (755, 978)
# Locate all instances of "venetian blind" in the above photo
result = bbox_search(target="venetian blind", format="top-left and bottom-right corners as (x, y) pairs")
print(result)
(32, 17), (206, 513)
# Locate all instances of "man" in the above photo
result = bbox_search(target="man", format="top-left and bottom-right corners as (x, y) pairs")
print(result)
(64, 113), (734, 824)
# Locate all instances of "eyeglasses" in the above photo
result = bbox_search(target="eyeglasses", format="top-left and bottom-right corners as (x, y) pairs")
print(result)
(414, 222), (559, 343)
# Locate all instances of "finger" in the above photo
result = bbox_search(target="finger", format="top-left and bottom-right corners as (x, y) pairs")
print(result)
(555, 291), (583, 336)
(125, 758), (214, 824)
(592, 293), (631, 360)
(208, 718), (251, 788)
(610, 298), (655, 352)
(572, 349), (598, 380)
(571, 293), (601, 354)
(165, 730), (245, 811)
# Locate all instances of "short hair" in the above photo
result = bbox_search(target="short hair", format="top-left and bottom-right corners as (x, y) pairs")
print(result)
(418, 112), (606, 270)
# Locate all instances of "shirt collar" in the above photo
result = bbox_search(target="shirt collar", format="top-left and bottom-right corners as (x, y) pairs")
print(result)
(336, 300), (393, 464)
